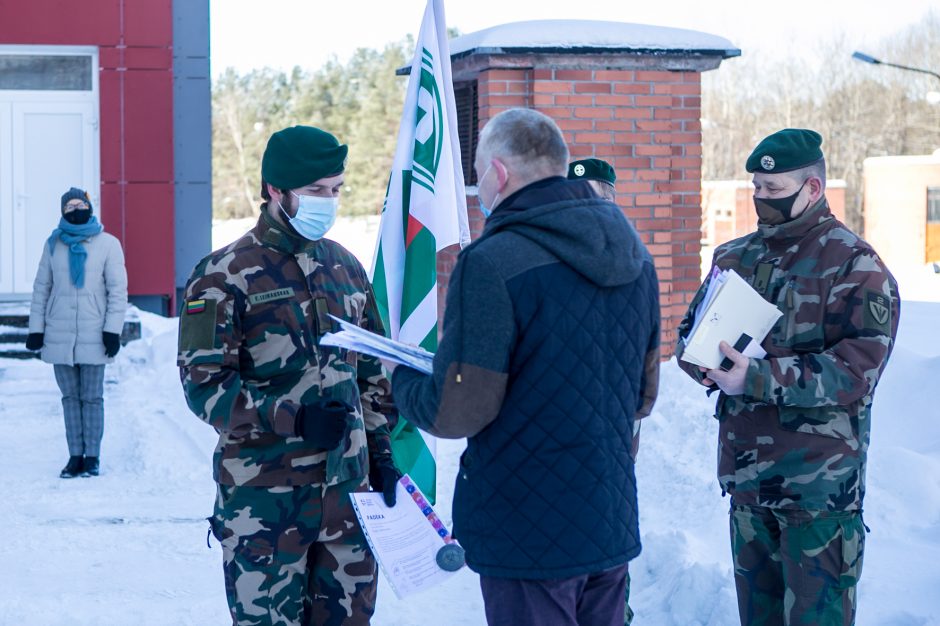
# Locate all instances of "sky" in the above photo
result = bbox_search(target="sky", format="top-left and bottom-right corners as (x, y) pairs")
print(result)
(209, 0), (938, 77)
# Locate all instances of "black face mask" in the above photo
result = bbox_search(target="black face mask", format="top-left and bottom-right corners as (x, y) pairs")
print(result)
(63, 209), (92, 225)
(753, 181), (807, 225)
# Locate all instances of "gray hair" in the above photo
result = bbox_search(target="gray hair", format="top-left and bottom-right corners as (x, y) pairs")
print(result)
(595, 181), (616, 202)
(790, 158), (827, 190)
(477, 108), (569, 180)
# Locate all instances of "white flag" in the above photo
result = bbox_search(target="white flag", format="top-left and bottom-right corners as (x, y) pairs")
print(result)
(370, 0), (469, 502)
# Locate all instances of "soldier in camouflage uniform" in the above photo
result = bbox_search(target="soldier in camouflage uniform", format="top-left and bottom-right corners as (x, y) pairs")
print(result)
(675, 129), (899, 626)
(178, 125), (400, 625)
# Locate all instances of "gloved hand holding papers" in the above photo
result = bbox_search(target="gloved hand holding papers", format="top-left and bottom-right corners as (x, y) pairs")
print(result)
(320, 315), (434, 374)
(679, 268), (782, 370)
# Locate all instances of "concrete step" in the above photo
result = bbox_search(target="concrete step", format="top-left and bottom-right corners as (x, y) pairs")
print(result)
(0, 349), (40, 360)
(0, 322), (140, 344)
(0, 302), (142, 360)
(0, 315), (28, 328)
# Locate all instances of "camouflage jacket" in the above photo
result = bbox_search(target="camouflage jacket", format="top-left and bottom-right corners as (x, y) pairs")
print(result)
(178, 211), (394, 487)
(676, 198), (900, 511)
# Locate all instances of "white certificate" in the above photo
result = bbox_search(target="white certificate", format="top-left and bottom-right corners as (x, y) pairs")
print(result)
(350, 475), (462, 598)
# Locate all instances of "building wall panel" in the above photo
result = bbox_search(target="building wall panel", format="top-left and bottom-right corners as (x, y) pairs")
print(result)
(123, 70), (173, 182)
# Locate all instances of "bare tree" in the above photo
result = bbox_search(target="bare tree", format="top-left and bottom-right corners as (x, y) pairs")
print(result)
(702, 10), (940, 234)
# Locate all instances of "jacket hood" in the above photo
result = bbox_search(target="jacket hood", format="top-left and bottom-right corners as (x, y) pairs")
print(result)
(484, 177), (650, 287)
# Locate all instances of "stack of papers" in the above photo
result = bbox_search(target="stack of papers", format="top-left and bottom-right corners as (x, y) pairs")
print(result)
(319, 315), (434, 374)
(681, 268), (782, 370)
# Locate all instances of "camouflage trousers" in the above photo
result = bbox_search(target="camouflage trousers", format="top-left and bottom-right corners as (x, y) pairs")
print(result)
(209, 476), (377, 626)
(730, 504), (865, 626)
(624, 568), (634, 625)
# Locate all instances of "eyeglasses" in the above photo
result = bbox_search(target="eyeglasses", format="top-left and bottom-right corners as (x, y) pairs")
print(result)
(64, 202), (89, 211)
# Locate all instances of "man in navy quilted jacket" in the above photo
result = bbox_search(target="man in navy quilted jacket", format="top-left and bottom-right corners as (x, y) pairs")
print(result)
(385, 108), (661, 626)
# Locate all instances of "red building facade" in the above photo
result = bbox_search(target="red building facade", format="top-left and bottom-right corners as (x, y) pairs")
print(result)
(0, 0), (210, 314)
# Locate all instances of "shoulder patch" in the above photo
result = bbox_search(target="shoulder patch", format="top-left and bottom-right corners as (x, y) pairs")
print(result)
(179, 298), (219, 351)
(186, 299), (206, 314)
(864, 290), (891, 333)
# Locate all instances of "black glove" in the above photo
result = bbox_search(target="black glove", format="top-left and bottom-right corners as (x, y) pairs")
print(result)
(25, 333), (44, 351)
(294, 400), (350, 449)
(369, 453), (402, 507)
(103, 332), (121, 358)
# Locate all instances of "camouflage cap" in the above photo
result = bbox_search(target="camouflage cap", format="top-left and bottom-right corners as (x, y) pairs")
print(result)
(567, 158), (616, 185)
(746, 129), (823, 174)
(261, 126), (348, 190)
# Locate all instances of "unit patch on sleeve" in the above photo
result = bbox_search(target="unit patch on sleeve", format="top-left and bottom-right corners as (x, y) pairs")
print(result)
(179, 298), (218, 351)
(864, 290), (891, 333)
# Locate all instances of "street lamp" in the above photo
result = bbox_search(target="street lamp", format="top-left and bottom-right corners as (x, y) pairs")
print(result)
(852, 51), (940, 82)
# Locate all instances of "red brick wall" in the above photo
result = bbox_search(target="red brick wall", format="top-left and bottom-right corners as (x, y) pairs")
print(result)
(437, 65), (705, 359)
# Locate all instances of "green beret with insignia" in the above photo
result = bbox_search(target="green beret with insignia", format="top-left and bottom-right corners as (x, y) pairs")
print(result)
(567, 158), (616, 185)
(746, 128), (824, 174)
(261, 125), (348, 190)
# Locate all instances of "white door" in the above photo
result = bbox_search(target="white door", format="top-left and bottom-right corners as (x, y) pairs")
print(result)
(8, 101), (98, 293)
(0, 45), (99, 297)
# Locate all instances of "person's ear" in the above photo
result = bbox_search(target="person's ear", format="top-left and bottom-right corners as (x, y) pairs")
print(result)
(492, 159), (509, 191)
(267, 183), (285, 204)
(807, 176), (823, 202)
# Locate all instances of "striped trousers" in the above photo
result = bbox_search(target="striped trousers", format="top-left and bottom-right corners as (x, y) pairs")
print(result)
(53, 364), (106, 457)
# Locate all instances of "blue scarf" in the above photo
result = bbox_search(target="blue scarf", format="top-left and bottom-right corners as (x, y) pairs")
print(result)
(47, 216), (104, 288)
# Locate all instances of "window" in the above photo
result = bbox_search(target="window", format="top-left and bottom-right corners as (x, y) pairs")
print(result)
(454, 80), (478, 185)
(0, 55), (93, 91)
(929, 187), (940, 223)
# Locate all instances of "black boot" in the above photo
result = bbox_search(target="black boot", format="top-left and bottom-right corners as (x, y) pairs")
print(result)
(81, 456), (100, 477)
(60, 456), (84, 479)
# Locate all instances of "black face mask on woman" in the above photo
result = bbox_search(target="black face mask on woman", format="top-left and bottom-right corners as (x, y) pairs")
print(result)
(753, 180), (807, 225)
(63, 209), (92, 225)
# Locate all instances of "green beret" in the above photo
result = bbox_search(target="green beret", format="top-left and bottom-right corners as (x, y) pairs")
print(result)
(567, 158), (616, 185)
(746, 129), (824, 174)
(261, 125), (348, 190)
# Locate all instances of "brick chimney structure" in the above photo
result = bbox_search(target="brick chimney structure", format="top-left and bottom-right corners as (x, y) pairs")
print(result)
(408, 21), (739, 358)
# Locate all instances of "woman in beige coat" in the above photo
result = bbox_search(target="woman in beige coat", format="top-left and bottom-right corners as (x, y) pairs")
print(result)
(26, 188), (128, 478)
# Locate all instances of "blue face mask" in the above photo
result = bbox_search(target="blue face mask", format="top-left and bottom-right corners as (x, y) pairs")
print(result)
(280, 192), (338, 240)
(478, 165), (500, 218)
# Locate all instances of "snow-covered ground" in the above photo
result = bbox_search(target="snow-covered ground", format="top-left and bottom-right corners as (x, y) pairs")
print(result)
(1, 217), (938, 625)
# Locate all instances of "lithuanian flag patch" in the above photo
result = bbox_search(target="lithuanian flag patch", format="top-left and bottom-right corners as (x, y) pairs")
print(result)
(186, 299), (207, 315)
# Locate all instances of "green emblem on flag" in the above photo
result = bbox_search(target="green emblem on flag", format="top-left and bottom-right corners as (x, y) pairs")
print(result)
(411, 47), (444, 193)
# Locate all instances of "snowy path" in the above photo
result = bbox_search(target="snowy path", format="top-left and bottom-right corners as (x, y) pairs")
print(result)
(0, 323), (223, 624)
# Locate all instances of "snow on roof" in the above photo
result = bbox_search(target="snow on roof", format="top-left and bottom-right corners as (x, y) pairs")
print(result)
(449, 20), (740, 59)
